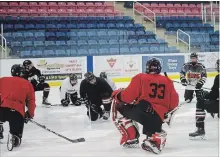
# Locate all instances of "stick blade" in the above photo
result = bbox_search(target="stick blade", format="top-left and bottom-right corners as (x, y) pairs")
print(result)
(70, 138), (85, 143)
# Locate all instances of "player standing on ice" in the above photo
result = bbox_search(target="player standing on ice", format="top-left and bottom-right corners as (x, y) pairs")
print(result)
(100, 72), (117, 90)
(22, 60), (51, 106)
(0, 64), (36, 151)
(189, 59), (219, 139)
(180, 52), (207, 103)
(111, 58), (179, 154)
(60, 73), (81, 107)
(80, 72), (113, 121)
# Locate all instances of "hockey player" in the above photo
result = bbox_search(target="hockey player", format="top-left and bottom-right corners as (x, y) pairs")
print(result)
(180, 52), (207, 103)
(100, 72), (117, 90)
(189, 59), (219, 139)
(60, 73), (81, 107)
(80, 72), (113, 121)
(0, 64), (36, 151)
(112, 58), (179, 154)
(22, 60), (51, 105)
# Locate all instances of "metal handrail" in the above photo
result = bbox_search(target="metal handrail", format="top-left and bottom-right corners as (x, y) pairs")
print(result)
(0, 24), (7, 59)
(177, 29), (190, 53)
(133, 2), (156, 33)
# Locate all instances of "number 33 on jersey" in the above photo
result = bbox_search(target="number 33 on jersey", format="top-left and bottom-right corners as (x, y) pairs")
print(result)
(118, 73), (179, 121)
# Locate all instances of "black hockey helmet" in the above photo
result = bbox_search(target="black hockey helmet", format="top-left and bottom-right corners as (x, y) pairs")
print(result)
(190, 52), (198, 58)
(69, 73), (78, 84)
(11, 64), (24, 77)
(23, 60), (33, 71)
(84, 72), (95, 81)
(146, 58), (162, 74)
(100, 72), (107, 79)
(216, 59), (219, 72)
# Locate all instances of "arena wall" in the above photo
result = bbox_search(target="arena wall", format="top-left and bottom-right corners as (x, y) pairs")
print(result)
(0, 52), (218, 87)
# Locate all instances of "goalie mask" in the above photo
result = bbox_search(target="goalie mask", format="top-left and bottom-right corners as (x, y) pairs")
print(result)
(146, 58), (162, 74)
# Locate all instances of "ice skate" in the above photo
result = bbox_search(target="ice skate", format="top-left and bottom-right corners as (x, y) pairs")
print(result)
(42, 97), (51, 107)
(189, 127), (205, 140)
(102, 111), (110, 120)
(7, 134), (21, 151)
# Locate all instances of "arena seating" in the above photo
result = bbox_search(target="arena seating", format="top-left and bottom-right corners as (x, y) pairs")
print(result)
(1, 15), (179, 58)
(134, 3), (202, 17)
(0, 2), (121, 16)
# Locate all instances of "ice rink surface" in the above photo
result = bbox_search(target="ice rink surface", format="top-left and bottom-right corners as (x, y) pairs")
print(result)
(0, 78), (219, 157)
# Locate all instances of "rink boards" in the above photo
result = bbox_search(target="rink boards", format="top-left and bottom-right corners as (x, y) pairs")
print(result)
(0, 52), (218, 87)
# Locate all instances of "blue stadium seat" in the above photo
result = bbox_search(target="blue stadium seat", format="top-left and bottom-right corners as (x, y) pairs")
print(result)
(14, 24), (25, 30)
(32, 50), (43, 57)
(108, 31), (118, 36)
(44, 50), (56, 57)
(35, 32), (45, 41)
(13, 32), (24, 40)
(67, 40), (77, 46)
(23, 32), (35, 40)
(99, 48), (110, 55)
(130, 46), (140, 54)
(78, 49), (89, 56)
(66, 49), (77, 56)
(34, 41), (44, 47)
(57, 24), (66, 29)
(56, 50), (68, 57)
(56, 41), (66, 47)
(98, 40), (108, 45)
(22, 41), (32, 47)
(20, 51), (32, 58)
(77, 40), (87, 46)
(25, 24), (35, 30)
(110, 47), (120, 54)
(150, 46), (159, 53)
(36, 24), (46, 29)
(66, 24), (77, 29)
(128, 39), (138, 44)
(120, 47), (130, 54)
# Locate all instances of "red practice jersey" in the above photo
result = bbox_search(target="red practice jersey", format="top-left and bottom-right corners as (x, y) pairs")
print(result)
(120, 73), (179, 120)
(0, 76), (36, 117)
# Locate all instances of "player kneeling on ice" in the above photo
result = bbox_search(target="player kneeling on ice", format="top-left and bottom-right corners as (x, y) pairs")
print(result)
(111, 58), (179, 154)
(60, 73), (81, 107)
(0, 64), (36, 151)
(80, 72), (113, 121)
(100, 72), (117, 90)
(22, 60), (51, 106)
(189, 59), (219, 139)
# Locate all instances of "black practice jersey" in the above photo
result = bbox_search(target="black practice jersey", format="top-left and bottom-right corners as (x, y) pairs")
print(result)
(206, 74), (219, 100)
(23, 67), (42, 87)
(80, 77), (113, 104)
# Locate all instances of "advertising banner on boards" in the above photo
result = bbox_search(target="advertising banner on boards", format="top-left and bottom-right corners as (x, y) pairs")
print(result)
(142, 55), (185, 73)
(93, 55), (142, 78)
(0, 57), (87, 81)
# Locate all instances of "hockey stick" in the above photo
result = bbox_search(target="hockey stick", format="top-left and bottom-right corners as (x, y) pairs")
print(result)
(164, 98), (192, 127)
(29, 119), (85, 143)
(164, 72), (211, 90)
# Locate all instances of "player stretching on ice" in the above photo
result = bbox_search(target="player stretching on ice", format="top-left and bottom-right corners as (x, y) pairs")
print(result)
(180, 52), (207, 103)
(80, 72), (113, 121)
(0, 64), (36, 151)
(22, 60), (51, 106)
(112, 58), (179, 154)
(189, 59), (219, 139)
(100, 72), (117, 90)
(60, 73), (81, 107)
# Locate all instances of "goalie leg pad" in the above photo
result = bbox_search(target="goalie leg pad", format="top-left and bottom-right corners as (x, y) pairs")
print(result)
(115, 117), (140, 146)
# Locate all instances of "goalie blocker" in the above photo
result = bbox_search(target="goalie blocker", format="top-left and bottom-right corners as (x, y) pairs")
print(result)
(111, 58), (179, 154)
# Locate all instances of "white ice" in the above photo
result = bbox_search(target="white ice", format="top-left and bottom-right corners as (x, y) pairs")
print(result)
(0, 78), (219, 157)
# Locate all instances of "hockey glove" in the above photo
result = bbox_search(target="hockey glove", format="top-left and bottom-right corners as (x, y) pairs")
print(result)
(180, 78), (188, 86)
(61, 99), (70, 107)
(24, 111), (32, 124)
(38, 75), (46, 83)
(195, 82), (204, 89)
(74, 98), (82, 106)
(197, 90), (209, 100)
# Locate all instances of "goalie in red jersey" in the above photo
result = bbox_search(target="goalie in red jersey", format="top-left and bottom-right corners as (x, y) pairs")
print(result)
(112, 58), (179, 154)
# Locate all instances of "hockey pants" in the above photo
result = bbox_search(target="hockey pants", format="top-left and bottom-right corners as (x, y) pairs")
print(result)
(195, 100), (219, 128)
(117, 100), (163, 137)
(0, 107), (24, 139)
(34, 82), (50, 98)
(184, 89), (201, 102)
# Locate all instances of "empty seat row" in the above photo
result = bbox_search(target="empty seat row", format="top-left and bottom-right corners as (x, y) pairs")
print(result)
(19, 46), (179, 58)
(136, 3), (201, 8)
(4, 30), (155, 38)
(3, 23), (145, 32)
(200, 45), (219, 52)
(0, 8), (121, 16)
(0, 1), (108, 6)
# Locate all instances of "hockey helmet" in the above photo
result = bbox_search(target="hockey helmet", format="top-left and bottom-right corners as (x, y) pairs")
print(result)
(23, 60), (33, 71)
(216, 59), (219, 72)
(100, 72), (107, 79)
(84, 72), (96, 84)
(146, 58), (162, 74)
(69, 73), (78, 85)
(11, 64), (24, 77)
